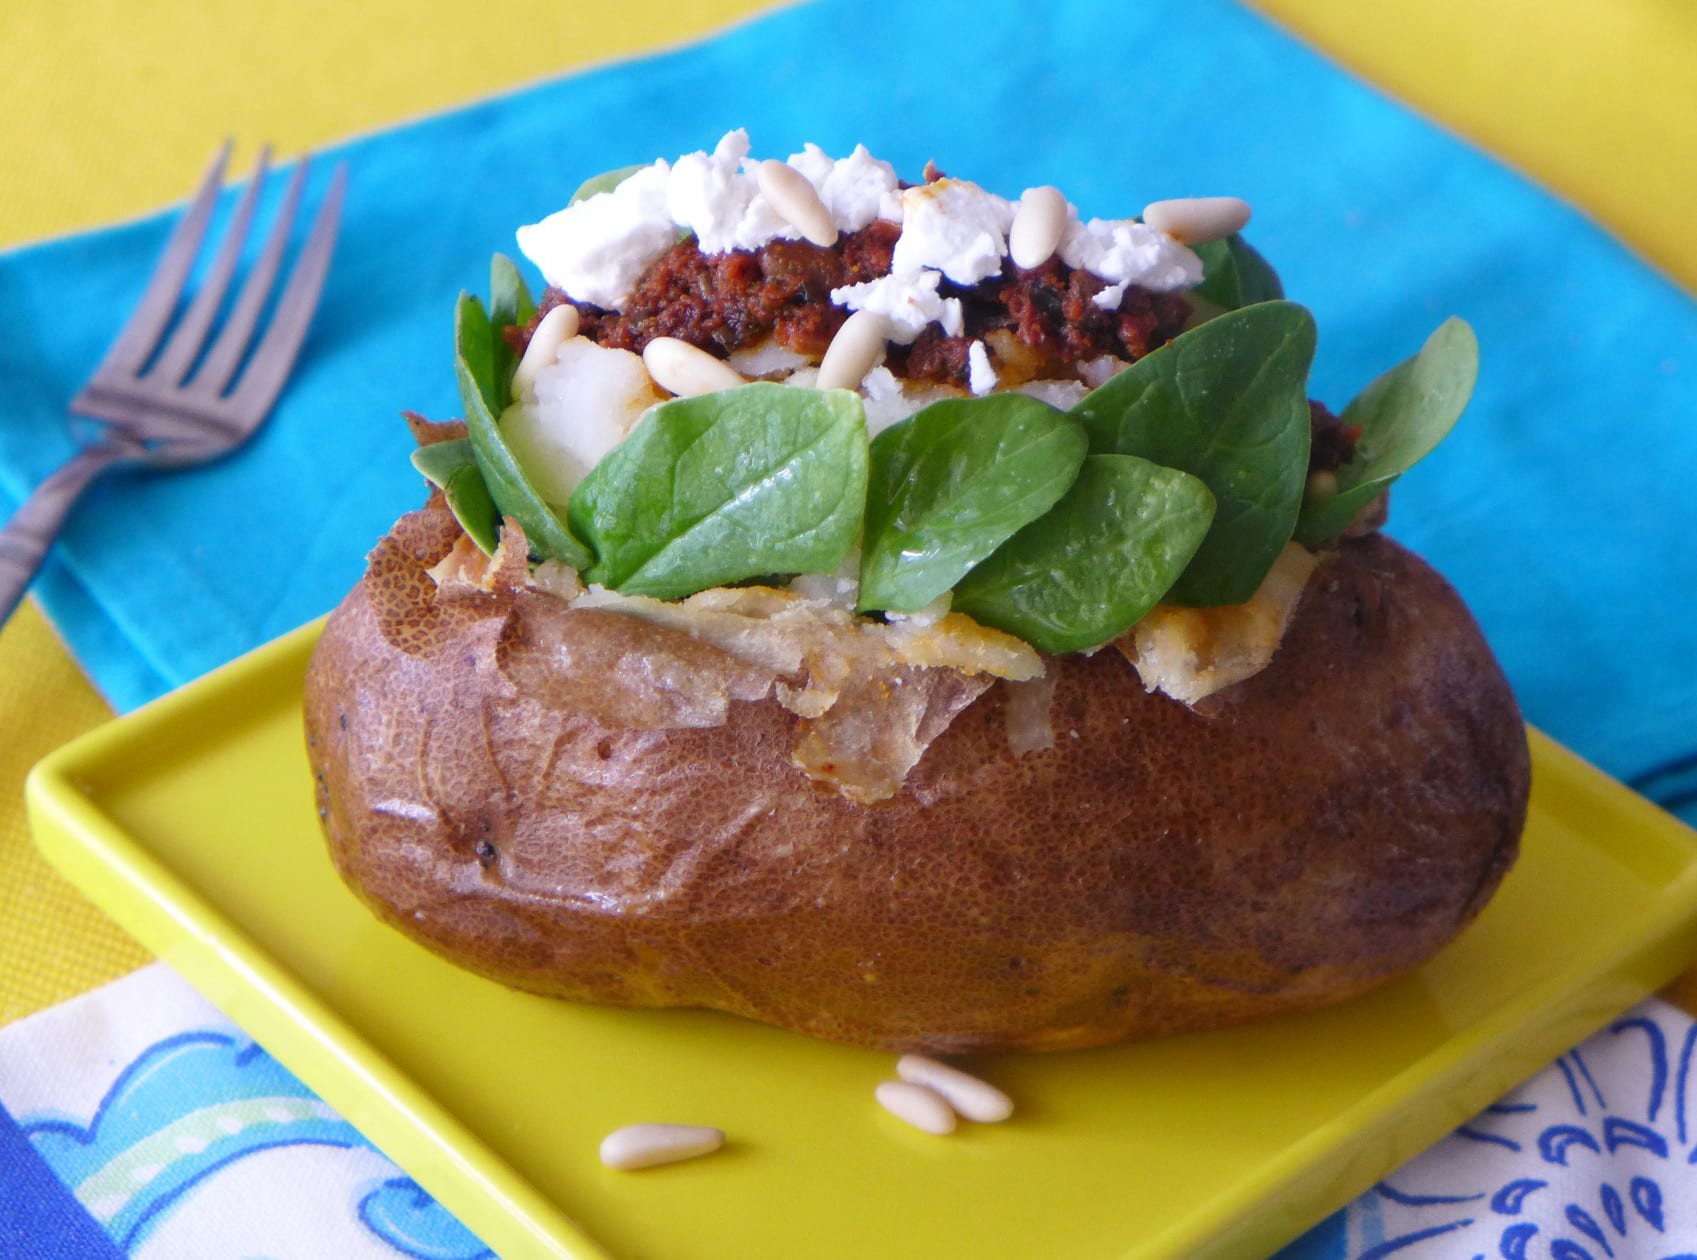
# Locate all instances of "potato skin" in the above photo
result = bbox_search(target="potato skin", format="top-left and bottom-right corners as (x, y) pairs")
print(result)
(304, 508), (1528, 1053)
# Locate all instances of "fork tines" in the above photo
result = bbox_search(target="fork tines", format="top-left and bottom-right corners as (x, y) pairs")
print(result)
(71, 142), (347, 454)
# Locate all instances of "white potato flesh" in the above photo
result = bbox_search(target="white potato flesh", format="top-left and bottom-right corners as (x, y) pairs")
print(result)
(498, 337), (662, 506)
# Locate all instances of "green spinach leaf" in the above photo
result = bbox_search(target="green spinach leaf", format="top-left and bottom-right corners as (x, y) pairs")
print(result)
(569, 164), (647, 206)
(952, 455), (1216, 655)
(1073, 300), (1316, 606)
(1295, 317), (1478, 546)
(568, 382), (868, 599)
(487, 254), (536, 407)
(410, 438), (500, 555)
(454, 292), (592, 568)
(858, 395), (1088, 613)
(1191, 234), (1283, 311)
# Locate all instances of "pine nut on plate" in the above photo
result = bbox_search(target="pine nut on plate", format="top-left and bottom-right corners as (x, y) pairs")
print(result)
(875, 1080), (958, 1135)
(896, 1054), (1015, 1123)
(599, 1123), (727, 1170)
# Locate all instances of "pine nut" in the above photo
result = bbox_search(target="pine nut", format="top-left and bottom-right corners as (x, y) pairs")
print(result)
(816, 310), (890, 391)
(598, 1123), (726, 1170)
(875, 1080), (957, 1135)
(896, 1054), (1014, 1123)
(758, 159), (839, 247)
(1304, 469), (1340, 504)
(1141, 196), (1252, 245)
(1009, 185), (1067, 269)
(510, 304), (581, 402)
(642, 337), (746, 397)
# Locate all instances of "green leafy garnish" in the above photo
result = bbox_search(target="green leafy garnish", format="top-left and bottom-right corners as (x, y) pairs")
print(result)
(1191, 234), (1283, 311)
(858, 395), (1088, 614)
(569, 164), (646, 206)
(454, 292), (592, 568)
(952, 455), (1216, 654)
(410, 438), (501, 555)
(487, 254), (537, 401)
(1073, 300), (1316, 606)
(568, 382), (868, 600)
(1295, 317), (1479, 546)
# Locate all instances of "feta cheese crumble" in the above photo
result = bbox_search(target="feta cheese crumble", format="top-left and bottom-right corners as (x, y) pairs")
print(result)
(515, 161), (674, 312)
(1059, 212), (1204, 300)
(829, 271), (964, 345)
(889, 180), (1015, 286)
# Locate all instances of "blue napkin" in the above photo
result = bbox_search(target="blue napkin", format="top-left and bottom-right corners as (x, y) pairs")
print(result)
(2, 0), (1694, 833)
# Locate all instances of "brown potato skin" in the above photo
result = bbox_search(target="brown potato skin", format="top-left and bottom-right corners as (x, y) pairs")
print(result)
(304, 509), (1529, 1053)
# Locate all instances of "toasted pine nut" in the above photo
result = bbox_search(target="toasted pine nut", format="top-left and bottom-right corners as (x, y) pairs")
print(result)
(599, 1123), (726, 1170)
(896, 1054), (1014, 1123)
(816, 310), (890, 391)
(1304, 469), (1340, 504)
(1141, 196), (1252, 245)
(875, 1080), (957, 1135)
(511, 304), (581, 402)
(642, 337), (746, 397)
(758, 159), (839, 248)
(1009, 185), (1067, 269)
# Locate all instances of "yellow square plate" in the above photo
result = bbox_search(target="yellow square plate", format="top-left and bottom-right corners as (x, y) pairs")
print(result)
(27, 621), (1697, 1259)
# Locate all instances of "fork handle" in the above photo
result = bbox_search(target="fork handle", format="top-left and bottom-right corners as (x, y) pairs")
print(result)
(0, 442), (141, 626)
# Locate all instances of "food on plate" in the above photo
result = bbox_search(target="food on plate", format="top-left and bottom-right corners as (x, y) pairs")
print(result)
(304, 132), (1529, 1053)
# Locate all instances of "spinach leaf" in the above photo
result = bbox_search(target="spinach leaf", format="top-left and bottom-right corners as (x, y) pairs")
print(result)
(569, 382), (868, 600)
(454, 292), (592, 568)
(569, 164), (646, 206)
(1295, 317), (1479, 546)
(487, 254), (536, 407)
(1073, 300), (1316, 606)
(952, 455), (1215, 655)
(858, 395), (1088, 613)
(1191, 234), (1283, 311)
(410, 438), (500, 555)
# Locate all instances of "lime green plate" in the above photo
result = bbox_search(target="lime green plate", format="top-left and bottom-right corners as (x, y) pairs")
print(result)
(27, 620), (1697, 1259)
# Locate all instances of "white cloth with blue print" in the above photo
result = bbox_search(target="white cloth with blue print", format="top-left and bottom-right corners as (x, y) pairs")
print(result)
(4, 964), (1697, 1260)
(0, 964), (491, 1260)
(1296, 1011), (1697, 1260)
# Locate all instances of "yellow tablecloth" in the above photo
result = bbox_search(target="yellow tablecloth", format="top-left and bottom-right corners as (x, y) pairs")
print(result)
(3, 0), (1696, 1026)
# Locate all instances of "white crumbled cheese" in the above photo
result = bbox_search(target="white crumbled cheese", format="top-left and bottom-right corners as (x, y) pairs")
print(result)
(1058, 210), (1203, 294)
(787, 143), (835, 188)
(499, 338), (662, 504)
(515, 161), (674, 311)
(814, 144), (903, 229)
(967, 340), (998, 396)
(669, 130), (777, 254)
(890, 179), (1015, 285)
(830, 271), (964, 345)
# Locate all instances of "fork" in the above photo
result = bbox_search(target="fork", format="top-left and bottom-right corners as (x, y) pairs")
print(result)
(0, 142), (347, 625)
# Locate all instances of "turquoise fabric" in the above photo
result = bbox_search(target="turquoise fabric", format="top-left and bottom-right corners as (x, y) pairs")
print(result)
(3, 0), (1693, 827)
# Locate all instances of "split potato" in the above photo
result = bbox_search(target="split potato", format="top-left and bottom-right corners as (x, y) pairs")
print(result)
(304, 501), (1528, 1053)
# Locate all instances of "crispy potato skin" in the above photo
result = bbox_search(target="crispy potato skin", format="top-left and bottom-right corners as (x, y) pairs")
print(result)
(304, 508), (1529, 1053)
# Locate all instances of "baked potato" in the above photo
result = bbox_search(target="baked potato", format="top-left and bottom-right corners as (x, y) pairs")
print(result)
(304, 133), (1530, 1052)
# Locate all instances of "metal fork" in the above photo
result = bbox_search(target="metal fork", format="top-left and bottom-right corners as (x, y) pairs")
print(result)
(0, 143), (347, 624)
